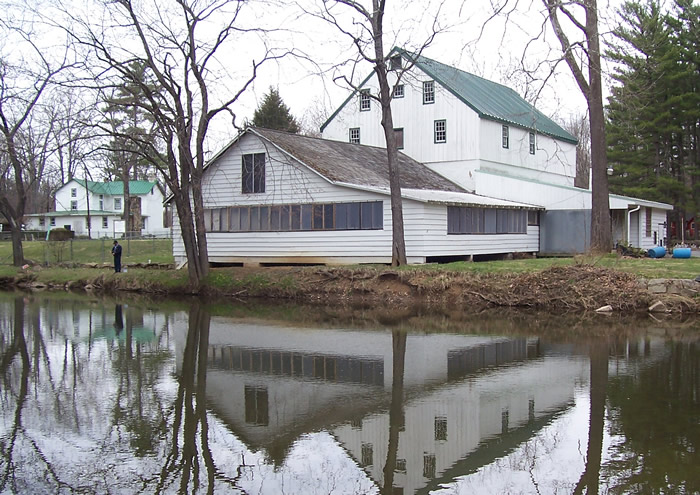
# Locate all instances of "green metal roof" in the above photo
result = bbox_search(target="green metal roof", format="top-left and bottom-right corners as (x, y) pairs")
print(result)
(73, 179), (157, 195)
(395, 48), (577, 143)
(321, 48), (577, 144)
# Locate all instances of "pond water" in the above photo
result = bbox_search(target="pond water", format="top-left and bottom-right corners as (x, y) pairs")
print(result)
(0, 291), (698, 495)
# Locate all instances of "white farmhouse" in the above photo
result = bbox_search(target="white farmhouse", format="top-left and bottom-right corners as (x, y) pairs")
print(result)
(24, 179), (168, 238)
(173, 126), (542, 266)
(321, 48), (673, 253)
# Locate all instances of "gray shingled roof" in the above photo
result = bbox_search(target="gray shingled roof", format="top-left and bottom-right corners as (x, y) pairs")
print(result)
(250, 127), (465, 192)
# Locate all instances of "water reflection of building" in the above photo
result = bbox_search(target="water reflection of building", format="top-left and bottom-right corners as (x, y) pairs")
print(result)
(175, 319), (590, 493)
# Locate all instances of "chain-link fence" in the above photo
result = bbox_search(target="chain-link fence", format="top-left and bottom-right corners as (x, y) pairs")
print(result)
(0, 231), (174, 266)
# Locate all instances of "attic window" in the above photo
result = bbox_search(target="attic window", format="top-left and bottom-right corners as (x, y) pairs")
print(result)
(349, 127), (360, 144)
(423, 81), (435, 104)
(390, 55), (402, 70)
(242, 153), (266, 194)
(71, 188), (77, 198)
(393, 84), (404, 98)
(529, 132), (536, 154)
(394, 128), (404, 149)
(502, 125), (509, 149)
(360, 90), (370, 111)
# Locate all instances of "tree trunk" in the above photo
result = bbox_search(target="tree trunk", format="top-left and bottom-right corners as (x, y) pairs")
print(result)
(372, 0), (407, 266)
(587, 0), (612, 253)
(10, 224), (25, 266)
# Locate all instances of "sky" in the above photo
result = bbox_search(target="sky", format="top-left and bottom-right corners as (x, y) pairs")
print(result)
(226, 0), (627, 145)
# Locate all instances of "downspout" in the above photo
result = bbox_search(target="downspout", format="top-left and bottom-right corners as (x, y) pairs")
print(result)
(627, 205), (641, 246)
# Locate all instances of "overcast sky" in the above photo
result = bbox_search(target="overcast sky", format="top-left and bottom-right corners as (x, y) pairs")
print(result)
(227, 0), (626, 143)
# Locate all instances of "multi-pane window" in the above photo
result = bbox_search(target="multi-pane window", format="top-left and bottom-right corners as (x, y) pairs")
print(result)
(39, 217), (45, 227)
(394, 128), (404, 150)
(99, 194), (104, 210)
(434, 120), (446, 143)
(502, 125), (509, 148)
(645, 207), (652, 237)
(114, 197), (122, 210)
(390, 55), (402, 70)
(349, 127), (360, 144)
(435, 417), (447, 441)
(360, 90), (370, 111)
(528, 210), (539, 226)
(393, 84), (404, 98)
(71, 200), (78, 210)
(447, 207), (528, 234)
(529, 132), (536, 154)
(71, 188), (77, 197)
(50, 218), (56, 227)
(242, 153), (266, 194)
(361, 443), (373, 467)
(423, 454), (436, 479)
(102, 216), (108, 229)
(244, 386), (269, 426)
(423, 81), (435, 104)
(205, 201), (383, 232)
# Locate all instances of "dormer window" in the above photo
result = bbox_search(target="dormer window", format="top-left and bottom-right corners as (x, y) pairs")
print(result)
(390, 55), (402, 70)
(359, 90), (370, 111)
(423, 81), (435, 104)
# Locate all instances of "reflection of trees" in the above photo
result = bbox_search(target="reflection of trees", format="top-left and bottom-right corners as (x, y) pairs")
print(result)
(155, 302), (240, 493)
(0, 297), (76, 493)
(110, 304), (169, 457)
(573, 339), (608, 495)
(604, 340), (700, 494)
(382, 330), (407, 495)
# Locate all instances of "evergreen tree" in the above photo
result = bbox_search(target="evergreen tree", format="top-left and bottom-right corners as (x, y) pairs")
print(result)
(606, 0), (700, 234)
(252, 87), (300, 133)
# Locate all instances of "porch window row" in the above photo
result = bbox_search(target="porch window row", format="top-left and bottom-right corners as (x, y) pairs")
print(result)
(447, 206), (528, 234)
(205, 201), (383, 232)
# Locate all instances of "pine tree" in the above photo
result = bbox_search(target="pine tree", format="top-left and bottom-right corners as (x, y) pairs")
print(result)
(252, 87), (300, 133)
(606, 1), (690, 206)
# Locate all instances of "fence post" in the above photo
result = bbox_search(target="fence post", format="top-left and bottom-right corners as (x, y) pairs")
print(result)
(102, 238), (105, 265)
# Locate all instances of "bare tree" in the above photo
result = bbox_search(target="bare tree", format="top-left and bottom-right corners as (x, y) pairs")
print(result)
(0, 18), (76, 266)
(544, 0), (611, 252)
(60, 0), (293, 287)
(308, 0), (443, 266)
(562, 113), (591, 189)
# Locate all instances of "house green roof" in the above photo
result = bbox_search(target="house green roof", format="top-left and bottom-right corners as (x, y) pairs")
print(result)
(321, 48), (577, 144)
(395, 48), (577, 144)
(73, 179), (157, 195)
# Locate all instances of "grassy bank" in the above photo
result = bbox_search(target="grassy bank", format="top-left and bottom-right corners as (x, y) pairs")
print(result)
(2, 253), (700, 313)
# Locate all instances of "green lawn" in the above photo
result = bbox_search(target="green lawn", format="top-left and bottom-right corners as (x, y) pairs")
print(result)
(2, 238), (700, 280)
(0, 238), (174, 266)
(401, 253), (700, 279)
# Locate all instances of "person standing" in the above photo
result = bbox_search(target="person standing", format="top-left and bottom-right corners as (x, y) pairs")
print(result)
(111, 240), (122, 273)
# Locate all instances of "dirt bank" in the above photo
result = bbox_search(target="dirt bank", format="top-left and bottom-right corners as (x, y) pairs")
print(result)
(4, 263), (699, 314)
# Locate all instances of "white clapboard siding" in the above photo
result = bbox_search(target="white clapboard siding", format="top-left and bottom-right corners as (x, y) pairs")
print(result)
(322, 65), (576, 186)
(172, 132), (540, 265)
